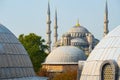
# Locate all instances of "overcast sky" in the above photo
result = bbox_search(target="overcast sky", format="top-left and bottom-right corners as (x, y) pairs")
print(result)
(0, 0), (120, 41)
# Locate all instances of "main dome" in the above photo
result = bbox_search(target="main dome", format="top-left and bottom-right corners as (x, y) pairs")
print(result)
(80, 25), (120, 80)
(68, 25), (89, 33)
(67, 23), (89, 38)
(44, 46), (87, 64)
(0, 24), (47, 80)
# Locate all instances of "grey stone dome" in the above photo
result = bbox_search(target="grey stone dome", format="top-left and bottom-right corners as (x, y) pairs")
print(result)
(0, 24), (47, 80)
(67, 25), (89, 37)
(80, 25), (120, 80)
(44, 46), (86, 64)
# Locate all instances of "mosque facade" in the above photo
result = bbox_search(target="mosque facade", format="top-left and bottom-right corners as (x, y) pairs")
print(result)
(54, 23), (99, 55)
(46, 2), (102, 55)
(43, 0), (109, 76)
(0, 0), (112, 80)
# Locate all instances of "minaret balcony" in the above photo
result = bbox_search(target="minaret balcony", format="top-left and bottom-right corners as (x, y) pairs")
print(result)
(104, 20), (109, 23)
(46, 31), (51, 34)
(54, 26), (58, 28)
(47, 21), (51, 24)
(54, 34), (58, 37)
(47, 41), (51, 44)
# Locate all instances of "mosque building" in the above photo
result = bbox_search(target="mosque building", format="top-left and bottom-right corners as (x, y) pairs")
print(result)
(43, 0), (109, 75)
(46, 2), (100, 55)
(53, 20), (99, 55)
(0, 0), (113, 80)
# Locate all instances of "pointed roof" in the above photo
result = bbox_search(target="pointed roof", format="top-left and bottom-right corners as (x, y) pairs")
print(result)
(105, 0), (108, 15)
(47, 1), (50, 15)
(55, 9), (57, 25)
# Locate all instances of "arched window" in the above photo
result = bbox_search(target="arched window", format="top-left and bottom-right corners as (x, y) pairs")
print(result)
(100, 60), (118, 80)
(101, 63), (114, 80)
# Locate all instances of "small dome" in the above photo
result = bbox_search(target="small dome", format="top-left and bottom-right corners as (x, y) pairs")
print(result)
(71, 38), (88, 44)
(44, 46), (86, 64)
(0, 24), (44, 80)
(80, 25), (120, 80)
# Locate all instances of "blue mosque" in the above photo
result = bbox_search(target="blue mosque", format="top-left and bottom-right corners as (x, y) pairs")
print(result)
(43, 1), (120, 80)
(43, 0), (108, 74)
(46, 2), (99, 55)
(0, 0), (118, 80)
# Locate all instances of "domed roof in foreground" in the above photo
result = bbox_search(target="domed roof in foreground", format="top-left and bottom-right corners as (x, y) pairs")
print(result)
(44, 46), (86, 64)
(0, 24), (47, 80)
(80, 25), (120, 80)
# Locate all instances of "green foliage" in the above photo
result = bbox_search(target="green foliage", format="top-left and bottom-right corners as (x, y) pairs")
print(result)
(18, 33), (48, 72)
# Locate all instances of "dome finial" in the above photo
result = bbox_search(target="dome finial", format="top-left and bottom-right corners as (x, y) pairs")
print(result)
(76, 19), (80, 27)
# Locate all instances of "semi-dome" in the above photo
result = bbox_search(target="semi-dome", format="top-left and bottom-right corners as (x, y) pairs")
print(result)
(44, 46), (86, 64)
(0, 24), (47, 80)
(80, 25), (120, 80)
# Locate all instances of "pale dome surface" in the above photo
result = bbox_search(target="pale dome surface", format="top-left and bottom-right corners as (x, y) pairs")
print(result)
(67, 25), (89, 34)
(44, 46), (86, 64)
(80, 25), (120, 80)
(0, 24), (47, 80)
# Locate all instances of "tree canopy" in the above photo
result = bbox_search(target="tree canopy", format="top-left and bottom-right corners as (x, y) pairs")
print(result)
(18, 33), (48, 72)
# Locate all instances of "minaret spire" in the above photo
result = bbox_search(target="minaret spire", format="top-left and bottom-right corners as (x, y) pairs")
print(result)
(46, 1), (51, 53)
(54, 9), (58, 43)
(103, 0), (109, 37)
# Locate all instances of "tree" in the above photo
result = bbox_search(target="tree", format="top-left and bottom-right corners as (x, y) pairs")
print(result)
(18, 33), (48, 72)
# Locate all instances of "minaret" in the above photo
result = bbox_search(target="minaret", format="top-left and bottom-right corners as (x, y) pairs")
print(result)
(54, 9), (58, 43)
(46, 1), (51, 53)
(87, 33), (93, 53)
(103, 0), (109, 37)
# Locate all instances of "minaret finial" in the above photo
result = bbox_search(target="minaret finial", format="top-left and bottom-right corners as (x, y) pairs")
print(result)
(47, 0), (50, 15)
(103, 0), (109, 37)
(105, 0), (108, 15)
(54, 9), (58, 43)
(76, 19), (80, 27)
(46, 1), (51, 53)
